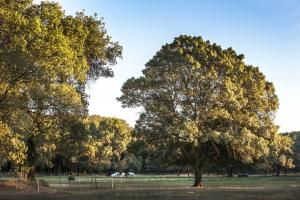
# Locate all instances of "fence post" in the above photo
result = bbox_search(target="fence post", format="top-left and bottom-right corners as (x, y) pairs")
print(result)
(111, 179), (114, 189)
(37, 178), (40, 193)
(59, 176), (61, 189)
(90, 177), (93, 190)
(79, 177), (81, 190)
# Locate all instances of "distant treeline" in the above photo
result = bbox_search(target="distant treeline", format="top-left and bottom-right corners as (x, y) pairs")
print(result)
(1, 122), (299, 177)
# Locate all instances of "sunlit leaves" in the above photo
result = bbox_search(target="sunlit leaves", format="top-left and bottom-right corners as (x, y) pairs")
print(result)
(0, 122), (27, 166)
(119, 35), (290, 179)
(0, 0), (122, 171)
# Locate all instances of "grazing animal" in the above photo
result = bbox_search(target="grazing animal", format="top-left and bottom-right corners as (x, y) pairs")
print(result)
(111, 172), (120, 177)
(128, 172), (136, 176)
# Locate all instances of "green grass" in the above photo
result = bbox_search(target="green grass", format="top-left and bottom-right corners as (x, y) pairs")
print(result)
(0, 175), (300, 200)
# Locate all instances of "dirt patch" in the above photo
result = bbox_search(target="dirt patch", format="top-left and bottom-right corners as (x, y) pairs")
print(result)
(290, 184), (300, 188)
(0, 180), (63, 197)
(218, 186), (265, 190)
(0, 181), (16, 190)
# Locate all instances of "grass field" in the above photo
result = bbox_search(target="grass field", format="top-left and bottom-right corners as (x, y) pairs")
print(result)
(0, 175), (300, 200)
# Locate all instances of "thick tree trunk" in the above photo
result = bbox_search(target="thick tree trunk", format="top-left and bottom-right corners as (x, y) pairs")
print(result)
(193, 156), (204, 188)
(193, 167), (203, 188)
(26, 135), (36, 180)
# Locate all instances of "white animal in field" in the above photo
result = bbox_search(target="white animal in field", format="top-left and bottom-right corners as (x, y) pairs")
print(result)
(111, 172), (120, 177)
(120, 172), (126, 177)
(128, 172), (136, 176)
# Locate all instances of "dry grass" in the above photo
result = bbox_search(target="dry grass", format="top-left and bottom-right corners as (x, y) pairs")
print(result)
(0, 176), (299, 200)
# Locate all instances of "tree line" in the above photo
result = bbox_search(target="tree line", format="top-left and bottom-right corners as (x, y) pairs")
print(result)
(0, 0), (299, 187)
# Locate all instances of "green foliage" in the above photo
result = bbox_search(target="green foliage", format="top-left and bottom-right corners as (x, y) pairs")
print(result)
(0, 0), (121, 173)
(87, 116), (133, 171)
(51, 115), (133, 173)
(282, 131), (300, 171)
(118, 35), (290, 186)
(271, 134), (294, 168)
(123, 153), (143, 172)
(0, 122), (27, 167)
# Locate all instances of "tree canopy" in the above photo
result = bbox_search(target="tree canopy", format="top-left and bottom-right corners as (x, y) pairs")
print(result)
(52, 115), (133, 174)
(0, 0), (122, 176)
(118, 35), (292, 187)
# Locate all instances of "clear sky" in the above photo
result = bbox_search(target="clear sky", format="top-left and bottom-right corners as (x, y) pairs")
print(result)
(34, 0), (300, 132)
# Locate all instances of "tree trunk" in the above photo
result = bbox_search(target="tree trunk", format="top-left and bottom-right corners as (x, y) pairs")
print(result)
(193, 156), (204, 188)
(227, 165), (234, 177)
(193, 165), (203, 188)
(26, 135), (36, 180)
(275, 165), (281, 176)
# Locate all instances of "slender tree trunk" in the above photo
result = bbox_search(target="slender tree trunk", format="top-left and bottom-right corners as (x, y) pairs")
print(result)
(275, 165), (281, 176)
(227, 165), (234, 177)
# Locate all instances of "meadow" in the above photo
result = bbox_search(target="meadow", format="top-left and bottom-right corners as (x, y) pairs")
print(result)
(1, 175), (300, 200)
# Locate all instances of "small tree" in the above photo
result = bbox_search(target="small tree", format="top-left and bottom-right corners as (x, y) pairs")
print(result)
(118, 35), (290, 187)
(86, 116), (133, 173)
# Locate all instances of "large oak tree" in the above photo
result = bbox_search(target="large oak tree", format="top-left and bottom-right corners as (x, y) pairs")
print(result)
(118, 35), (292, 187)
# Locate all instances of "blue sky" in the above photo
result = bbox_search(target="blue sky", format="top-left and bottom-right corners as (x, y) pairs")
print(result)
(35, 0), (300, 132)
